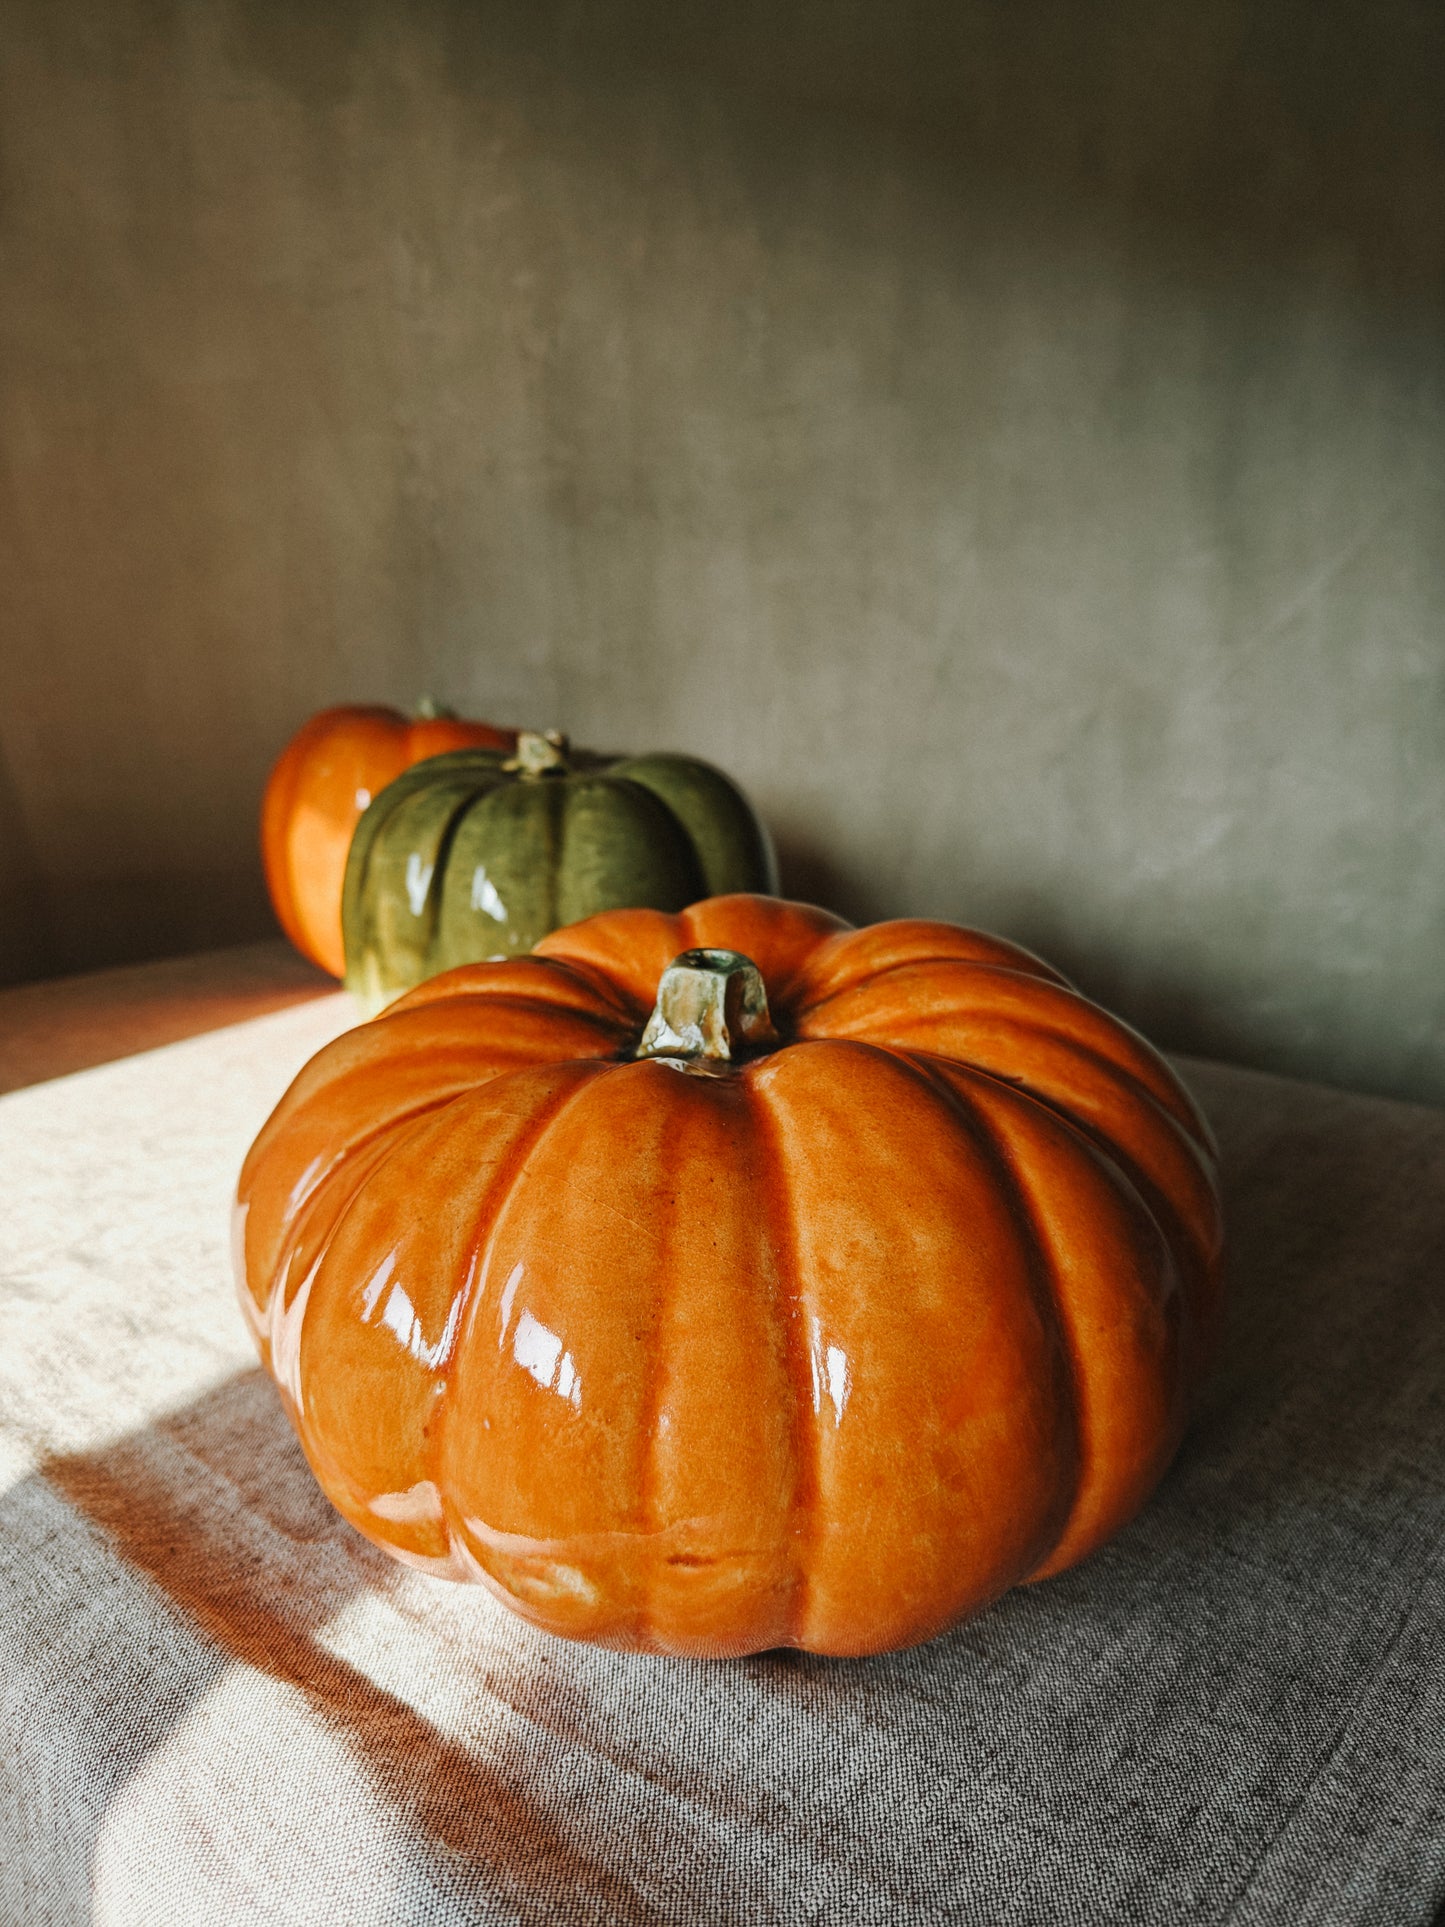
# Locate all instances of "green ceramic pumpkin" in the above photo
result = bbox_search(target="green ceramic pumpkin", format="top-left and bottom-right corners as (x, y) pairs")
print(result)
(341, 731), (779, 1011)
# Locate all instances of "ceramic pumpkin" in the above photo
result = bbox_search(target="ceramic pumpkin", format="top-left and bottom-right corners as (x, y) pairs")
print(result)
(262, 701), (517, 977)
(236, 893), (1223, 1659)
(341, 731), (778, 1013)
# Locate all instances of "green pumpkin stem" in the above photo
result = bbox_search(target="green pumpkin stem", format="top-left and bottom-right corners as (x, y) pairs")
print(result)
(636, 949), (777, 1065)
(506, 729), (571, 777)
(412, 695), (457, 721)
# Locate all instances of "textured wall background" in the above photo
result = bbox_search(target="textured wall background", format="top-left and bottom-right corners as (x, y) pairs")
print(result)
(1, 0), (1442, 1101)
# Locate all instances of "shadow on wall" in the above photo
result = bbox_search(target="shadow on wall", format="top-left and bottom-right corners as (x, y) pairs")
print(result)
(1, 0), (1442, 1104)
(0, 733), (279, 985)
(771, 831), (883, 929)
(0, 743), (51, 984)
(406, 0), (1445, 306)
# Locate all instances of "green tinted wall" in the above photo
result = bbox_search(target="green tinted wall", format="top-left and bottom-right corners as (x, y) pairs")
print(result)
(2, 1), (1442, 1101)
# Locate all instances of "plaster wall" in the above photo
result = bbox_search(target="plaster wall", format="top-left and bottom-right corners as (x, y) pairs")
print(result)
(2, 0), (1442, 1101)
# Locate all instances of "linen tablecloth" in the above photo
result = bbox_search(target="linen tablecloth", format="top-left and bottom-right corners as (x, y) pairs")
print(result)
(2, 964), (1443, 1925)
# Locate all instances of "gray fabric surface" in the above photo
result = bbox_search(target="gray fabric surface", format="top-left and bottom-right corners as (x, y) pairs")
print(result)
(1, 996), (1443, 1925)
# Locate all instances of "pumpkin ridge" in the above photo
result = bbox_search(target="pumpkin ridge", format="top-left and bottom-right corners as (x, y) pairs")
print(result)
(738, 1070), (816, 1649)
(945, 1037), (1223, 1298)
(793, 929), (1070, 1010)
(1016, 1025), (1216, 1163)
(391, 956), (646, 1027)
(745, 1035), (1086, 1652)
(626, 1065), (673, 1628)
(624, 1062), (740, 1649)
(929, 1061), (1193, 1579)
(443, 1061), (619, 1372)
(289, 1083), (497, 1300)
(798, 956), (1064, 1023)
(879, 1048), (1084, 1582)
(250, 1096), (460, 1320)
(610, 756), (780, 900)
(874, 1001), (1213, 1170)
(345, 773), (491, 1005)
(996, 1087), (1222, 1384)
(388, 992), (627, 1048)
(799, 963), (1207, 1149)
(430, 1062), (615, 1567)
(869, 1035), (1221, 1345)
(421, 780), (493, 958)
(906, 1053), (1088, 1577)
(289, 1065), (608, 1571)
(274, 1105), (435, 1265)
(557, 775), (706, 933)
(276, 1092), (484, 1429)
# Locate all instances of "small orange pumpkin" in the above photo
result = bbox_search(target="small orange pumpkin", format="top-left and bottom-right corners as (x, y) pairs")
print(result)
(261, 702), (516, 976)
(236, 894), (1222, 1658)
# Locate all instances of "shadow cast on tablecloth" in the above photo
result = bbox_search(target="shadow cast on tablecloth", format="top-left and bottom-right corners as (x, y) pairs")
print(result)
(35, 1369), (661, 1925)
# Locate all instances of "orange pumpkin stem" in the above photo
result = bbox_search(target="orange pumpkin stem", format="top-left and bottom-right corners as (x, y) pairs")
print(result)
(636, 949), (777, 1066)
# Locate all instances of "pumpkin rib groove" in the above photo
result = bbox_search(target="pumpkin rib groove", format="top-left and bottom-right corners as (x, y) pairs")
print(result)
(921, 1030), (1211, 1222)
(420, 783), (497, 965)
(799, 965), (1208, 1150)
(928, 1062), (1151, 1578)
(902, 1051), (1085, 1579)
(925, 1030), (1220, 1302)
(390, 956), (644, 1027)
(875, 1037), (1220, 1368)
(384, 993), (626, 1048)
(283, 1092), (484, 1429)
(346, 767), (509, 1003)
(883, 1019), (1218, 1238)
(557, 777), (704, 933)
(1009, 1095), (1221, 1384)
(613, 756), (780, 901)
(251, 998), (629, 1175)
(745, 1035), (1088, 1652)
(620, 1063), (777, 1651)
(629, 1067), (673, 1646)
(935, 1063), (1193, 1579)
(543, 773), (566, 937)
(430, 1063), (615, 1574)
(739, 1071), (816, 1650)
(256, 1097), (461, 1324)
(291, 1065), (610, 1576)
(795, 944), (1069, 1016)
(441, 1058), (618, 1368)
(857, 1028), (1212, 1224)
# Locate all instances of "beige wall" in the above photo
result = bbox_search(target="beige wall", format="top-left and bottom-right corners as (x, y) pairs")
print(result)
(2, 0), (1443, 1102)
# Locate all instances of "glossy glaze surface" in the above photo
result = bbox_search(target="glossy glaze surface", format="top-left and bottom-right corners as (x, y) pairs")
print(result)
(340, 736), (779, 1012)
(261, 704), (516, 977)
(236, 893), (1223, 1657)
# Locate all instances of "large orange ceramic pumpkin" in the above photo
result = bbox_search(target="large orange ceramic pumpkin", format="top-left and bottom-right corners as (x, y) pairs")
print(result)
(236, 894), (1222, 1658)
(261, 702), (516, 976)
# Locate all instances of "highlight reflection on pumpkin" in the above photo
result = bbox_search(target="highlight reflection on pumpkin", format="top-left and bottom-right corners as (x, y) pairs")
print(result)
(235, 893), (1223, 1658)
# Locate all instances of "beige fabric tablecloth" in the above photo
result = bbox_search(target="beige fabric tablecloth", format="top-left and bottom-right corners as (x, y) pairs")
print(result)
(2, 968), (1443, 1925)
